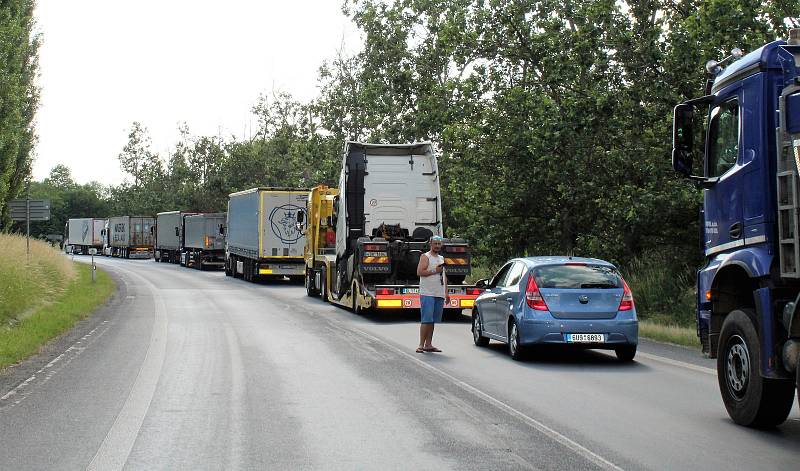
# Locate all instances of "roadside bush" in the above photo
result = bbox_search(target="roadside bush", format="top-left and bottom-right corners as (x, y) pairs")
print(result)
(621, 250), (696, 327)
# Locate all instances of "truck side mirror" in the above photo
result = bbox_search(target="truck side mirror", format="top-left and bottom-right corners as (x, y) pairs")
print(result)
(672, 103), (695, 177)
(297, 209), (305, 224)
(219, 224), (225, 235)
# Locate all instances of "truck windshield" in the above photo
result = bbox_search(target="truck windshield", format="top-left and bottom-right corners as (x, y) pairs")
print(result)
(533, 265), (622, 289)
(706, 100), (739, 177)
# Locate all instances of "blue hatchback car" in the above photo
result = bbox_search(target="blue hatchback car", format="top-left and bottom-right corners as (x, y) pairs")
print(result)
(471, 257), (638, 361)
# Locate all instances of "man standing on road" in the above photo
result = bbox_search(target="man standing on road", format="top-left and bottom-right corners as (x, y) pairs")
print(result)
(416, 235), (450, 353)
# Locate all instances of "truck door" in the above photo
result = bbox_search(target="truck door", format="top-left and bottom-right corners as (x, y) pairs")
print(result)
(703, 95), (743, 255)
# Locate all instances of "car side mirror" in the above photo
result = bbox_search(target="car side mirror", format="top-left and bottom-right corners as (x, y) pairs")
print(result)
(475, 278), (489, 289)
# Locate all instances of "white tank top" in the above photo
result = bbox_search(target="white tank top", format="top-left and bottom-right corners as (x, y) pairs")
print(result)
(419, 252), (446, 298)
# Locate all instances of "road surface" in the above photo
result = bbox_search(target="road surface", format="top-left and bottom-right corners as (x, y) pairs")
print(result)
(1, 257), (799, 470)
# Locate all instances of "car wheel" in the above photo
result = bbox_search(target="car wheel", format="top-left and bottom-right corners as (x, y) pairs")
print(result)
(509, 320), (525, 361)
(615, 345), (637, 362)
(472, 310), (489, 347)
(717, 309), (795, 427)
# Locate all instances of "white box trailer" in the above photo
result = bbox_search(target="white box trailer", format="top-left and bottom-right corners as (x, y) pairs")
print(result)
(225, 188), (308, 281)
(109, 216), (154, 259)
(64, 218), (104, 254)
(182, 213), (226, 270)
(154, 211), (195, 263)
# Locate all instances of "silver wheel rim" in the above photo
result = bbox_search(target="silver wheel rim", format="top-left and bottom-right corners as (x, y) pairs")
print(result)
(510, 324), (518, 354)
(726, 334), (750, 400)
(473, 316), (480, 342)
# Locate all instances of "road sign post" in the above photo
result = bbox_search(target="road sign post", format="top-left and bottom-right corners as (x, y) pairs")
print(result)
(9, 197), (51, 259)
(89, 248), (97, 283)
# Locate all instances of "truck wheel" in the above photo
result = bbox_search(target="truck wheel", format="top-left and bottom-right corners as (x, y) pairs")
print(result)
(319, 266), (327, 300)
(717, 309), (795, 427)
(472, 309), (490, 347)
(195, 252), (203, 270)
(444, 308), (463, 321)
(306, 270), (318, 297)
(224, 258), (232, 277)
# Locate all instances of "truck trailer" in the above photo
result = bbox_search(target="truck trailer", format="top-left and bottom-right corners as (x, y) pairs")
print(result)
(671, 29), (800, 426)
(108, 216), (154, 259)
(182, 213), (226, 270)
(225, 188), (309, 282)
(301, 143), (481, 315)
(64, 218), (104, 255)
(154, 211), (196, 263)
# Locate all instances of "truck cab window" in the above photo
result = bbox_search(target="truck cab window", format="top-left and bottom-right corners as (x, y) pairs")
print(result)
(706, 100), (739, 177)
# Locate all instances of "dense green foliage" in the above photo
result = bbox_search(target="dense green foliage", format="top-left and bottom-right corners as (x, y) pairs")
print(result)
(0, 0), (39, 227)
(22, 2), (800, 323)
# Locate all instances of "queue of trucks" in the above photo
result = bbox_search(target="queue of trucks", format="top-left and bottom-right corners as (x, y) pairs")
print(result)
(63, 141), (482, 314)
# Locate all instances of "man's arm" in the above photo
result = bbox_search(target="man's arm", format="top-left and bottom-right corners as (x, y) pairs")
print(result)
(417, 253), (430, 277)
(443, 268), (449, 303)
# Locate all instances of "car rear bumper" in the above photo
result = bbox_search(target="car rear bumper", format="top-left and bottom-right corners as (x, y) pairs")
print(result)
(519, 318), (638, 346)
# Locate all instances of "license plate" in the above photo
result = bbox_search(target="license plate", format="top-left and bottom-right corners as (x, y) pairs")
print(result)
(566, 333), (605, 343)
(403, 288), (419, 294)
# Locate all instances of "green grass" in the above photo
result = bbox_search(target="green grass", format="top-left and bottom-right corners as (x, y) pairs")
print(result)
(0, 234), (115, 370)
(639, 320), (700, 348)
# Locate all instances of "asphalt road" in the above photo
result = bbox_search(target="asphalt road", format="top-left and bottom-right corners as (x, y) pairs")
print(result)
(1, 257), (799, 470)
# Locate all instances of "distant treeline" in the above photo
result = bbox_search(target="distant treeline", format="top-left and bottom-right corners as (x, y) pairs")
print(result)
(22, 2), (799, 291)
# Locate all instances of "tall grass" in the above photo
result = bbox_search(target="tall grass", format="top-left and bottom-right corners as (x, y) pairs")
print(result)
(0, 234), (76, 326)
(621, 250), (696, 327)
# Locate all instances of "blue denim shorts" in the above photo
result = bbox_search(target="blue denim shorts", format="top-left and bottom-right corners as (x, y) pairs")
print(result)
(420, 295), (444, 324)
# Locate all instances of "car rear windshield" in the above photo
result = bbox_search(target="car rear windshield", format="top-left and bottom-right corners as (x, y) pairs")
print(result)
(533, 264), (622, 289)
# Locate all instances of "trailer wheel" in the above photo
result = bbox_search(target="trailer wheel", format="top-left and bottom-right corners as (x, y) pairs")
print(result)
(306, 270), (318, 297)
(717, 309), (795, 427)
(195, 251), (203, 270)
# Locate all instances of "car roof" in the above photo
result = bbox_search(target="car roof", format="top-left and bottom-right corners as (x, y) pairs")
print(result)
(515, 256), (616, 268)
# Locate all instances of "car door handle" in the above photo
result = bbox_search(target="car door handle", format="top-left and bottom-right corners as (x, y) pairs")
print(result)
(729, 222), (742, 239)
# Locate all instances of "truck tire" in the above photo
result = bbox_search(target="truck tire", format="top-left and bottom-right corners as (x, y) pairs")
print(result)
(306, 270), (318, 297)
(319, 266), (327, 300)
(717, 309), (795, 427)
(195, 252), (203, 270)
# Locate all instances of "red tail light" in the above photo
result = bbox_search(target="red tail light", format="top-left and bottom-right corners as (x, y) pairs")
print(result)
(446, 246), (467, 253)
(376, 288), (394, 296)
(466, 288), (483, 296)
(525, 274), (549, 311)
(363, 244), (386, 251)
(618, 280), (634, 311)
(325, 230), (336, 247)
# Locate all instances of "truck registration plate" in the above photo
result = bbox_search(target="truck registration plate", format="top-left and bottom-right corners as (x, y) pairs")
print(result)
(565, 333), (605, 343)
(402, 288), (419, 294)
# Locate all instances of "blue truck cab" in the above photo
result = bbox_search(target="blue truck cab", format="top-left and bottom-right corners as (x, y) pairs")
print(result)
(672, 30), (800, 427)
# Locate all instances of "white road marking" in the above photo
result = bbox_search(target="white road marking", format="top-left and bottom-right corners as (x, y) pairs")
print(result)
(636, 352), (716, 376)
(346, 325), (625, 471)
(86, 269), (168, 471)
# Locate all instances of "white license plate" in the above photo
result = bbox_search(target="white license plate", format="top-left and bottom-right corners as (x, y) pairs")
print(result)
(566, 333), (605, 343)
(403, 288), (419, 294)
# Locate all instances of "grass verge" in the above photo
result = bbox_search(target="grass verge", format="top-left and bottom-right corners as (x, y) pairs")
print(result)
(0, 262), (115, 370)
(639, 320), (700, 348)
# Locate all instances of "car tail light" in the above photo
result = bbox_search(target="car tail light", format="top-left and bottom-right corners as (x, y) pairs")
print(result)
(618, 280), (634, 311)
(446, 246), (467, 253)
(376, 288), (395, 295)
(363, 244), (386, 251)
(525, 274), (549, 311)
(466, 288), (483, 296)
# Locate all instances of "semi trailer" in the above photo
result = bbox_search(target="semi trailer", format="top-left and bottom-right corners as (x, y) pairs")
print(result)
(63, 218), (104, 254)
(182, 213), (226, 270)
(300, 143), (481, 315)
(107, 216), (154, 259)
(225, 188), (309, 282)
(154, 211), (196, 263)
(671, 29), (800, 426)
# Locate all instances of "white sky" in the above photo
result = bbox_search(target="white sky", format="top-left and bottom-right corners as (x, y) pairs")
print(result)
(33, 1), (360, 185)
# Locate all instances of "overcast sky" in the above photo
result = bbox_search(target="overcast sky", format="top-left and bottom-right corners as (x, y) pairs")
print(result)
(33, 1), (360, 184)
